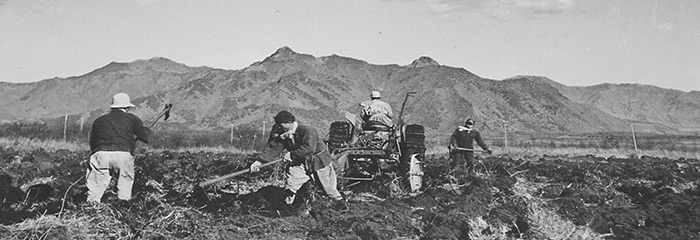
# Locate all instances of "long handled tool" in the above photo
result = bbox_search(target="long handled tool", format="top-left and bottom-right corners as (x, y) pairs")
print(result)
(198, 158), (284, 188)
(147, 103), (173, 129)
(452, 147), (488, 152)
(192, 159), (284, 203)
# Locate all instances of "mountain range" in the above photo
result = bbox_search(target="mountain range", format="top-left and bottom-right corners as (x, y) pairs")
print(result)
(1, 46), (699, 139)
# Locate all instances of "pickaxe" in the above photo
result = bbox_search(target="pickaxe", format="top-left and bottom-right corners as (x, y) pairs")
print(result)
(147, 103), (173, 129)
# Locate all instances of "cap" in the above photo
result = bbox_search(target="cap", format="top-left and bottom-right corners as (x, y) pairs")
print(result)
(465, 119), (475, 126)
(274, 110), (296, 124)
(370, 91), (381, 99)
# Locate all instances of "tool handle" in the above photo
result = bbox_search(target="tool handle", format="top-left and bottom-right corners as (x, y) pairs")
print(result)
(198, 158), (284, 187)
(452, 147), (487, 152)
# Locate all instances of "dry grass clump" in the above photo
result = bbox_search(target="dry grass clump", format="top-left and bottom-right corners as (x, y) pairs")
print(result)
(511, 177), (613, 240)
(467, 216), (510, 240)
(2, 202), (215, 240)
(0, 137), (87, 153)
(2, 206), (130, 240)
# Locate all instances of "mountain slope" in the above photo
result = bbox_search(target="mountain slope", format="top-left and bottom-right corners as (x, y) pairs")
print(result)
(525, 76), (700, 133)
(2, 47), (699, 137)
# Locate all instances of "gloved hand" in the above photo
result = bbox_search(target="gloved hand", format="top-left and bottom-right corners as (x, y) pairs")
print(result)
(250, 161), (263, 172)
(486, 149), (493, 154)
(447, 145), (454, 152)
(282, 152), (292, 162)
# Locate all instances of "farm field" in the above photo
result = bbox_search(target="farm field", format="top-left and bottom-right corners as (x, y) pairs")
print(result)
(1, 139), (700, 239)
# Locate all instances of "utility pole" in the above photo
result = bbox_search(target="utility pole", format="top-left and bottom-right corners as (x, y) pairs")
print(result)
(503, 120), (508, 149)
(63, 115), (68, 141)
(262, 121), (267, 138)
(230, 124), (234, 145)
(631, 124), (638, 151)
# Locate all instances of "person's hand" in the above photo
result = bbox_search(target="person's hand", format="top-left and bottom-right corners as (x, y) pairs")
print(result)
(486, 149), (493, 154)
(250, 161), (263, 172)
(282, 152), (292, 162)
(447, 145), (454, 152)
(279, 132), (293, 139)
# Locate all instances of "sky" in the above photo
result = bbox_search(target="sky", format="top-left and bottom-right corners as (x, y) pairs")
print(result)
(1, 0), (699, 91)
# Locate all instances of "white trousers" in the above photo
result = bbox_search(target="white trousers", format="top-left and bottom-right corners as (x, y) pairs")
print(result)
(86, 151), (135, 202)
(285, 163), (342, 204)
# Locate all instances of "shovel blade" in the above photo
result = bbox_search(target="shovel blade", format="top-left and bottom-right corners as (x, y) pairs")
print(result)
(191, 185), (211, 205)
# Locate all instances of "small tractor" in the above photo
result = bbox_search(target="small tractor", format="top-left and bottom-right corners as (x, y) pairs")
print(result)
(327, 92), (426, 192)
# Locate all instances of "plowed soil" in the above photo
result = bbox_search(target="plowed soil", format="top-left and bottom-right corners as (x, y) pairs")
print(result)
(1, 147), (699, 239)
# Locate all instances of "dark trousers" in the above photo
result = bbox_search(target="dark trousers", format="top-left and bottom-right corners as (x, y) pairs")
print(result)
(450, 151), (474, 175)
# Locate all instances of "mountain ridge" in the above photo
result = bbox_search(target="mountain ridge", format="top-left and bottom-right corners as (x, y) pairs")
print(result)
(2, 46), (699, 137)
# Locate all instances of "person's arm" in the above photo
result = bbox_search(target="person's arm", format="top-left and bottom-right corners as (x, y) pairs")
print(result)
(250, 124), (288, 172)
(385, 102), (394, 118)
(448, 129), (458, 150)
(130, 114), (150, 144)
(474, 131), (492, 154)
(257, 124), (288, 163)
(89, 118), (102, 153)
(290, 126), (318, 159)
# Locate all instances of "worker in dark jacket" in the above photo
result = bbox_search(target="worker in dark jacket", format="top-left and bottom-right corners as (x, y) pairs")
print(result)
(250, 111), (347, 211)
(448, 119), (492, 175)
(86, 93), (150, 203)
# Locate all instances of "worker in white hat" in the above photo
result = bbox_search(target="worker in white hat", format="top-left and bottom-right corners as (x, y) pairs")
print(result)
(359, 90), (394, 128)
(86, 93), (150, 205)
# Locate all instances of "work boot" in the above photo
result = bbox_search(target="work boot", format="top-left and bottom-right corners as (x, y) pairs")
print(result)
(331, 198), (349, 212)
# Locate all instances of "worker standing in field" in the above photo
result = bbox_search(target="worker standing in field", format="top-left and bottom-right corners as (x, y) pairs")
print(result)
(86, 93), (150, 204)
(448, 119), (492, 176)
(249, 110), (348, 211)
(360, 91), (394, 128)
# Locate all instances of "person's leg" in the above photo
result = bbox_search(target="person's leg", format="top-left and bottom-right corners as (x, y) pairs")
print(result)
(285, 165), (311, 205)
(450, 151), (465, 173)
(86, 152), (112, 203)
(464, 152), (475, 175)
(314, 164), (343, 200)
(113, 152), (135, 201)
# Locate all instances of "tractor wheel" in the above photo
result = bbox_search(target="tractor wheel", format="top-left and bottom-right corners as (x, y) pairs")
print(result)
(403, 124), (426, 155)
(400, 124), (426, 192)
(328, 121), (352, 151)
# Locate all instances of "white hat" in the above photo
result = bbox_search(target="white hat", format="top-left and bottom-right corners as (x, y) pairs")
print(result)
(110, 93), (135, 108)
(370, 91), (381, 99)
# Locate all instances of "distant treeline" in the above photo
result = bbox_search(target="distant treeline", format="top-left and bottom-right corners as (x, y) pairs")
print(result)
(2, 121), (699, 152)
(484, 133), (700, 152)
(428, 131), (700, 152)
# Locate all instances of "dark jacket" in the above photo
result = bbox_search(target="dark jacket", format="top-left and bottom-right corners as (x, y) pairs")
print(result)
(89, 109), (150, 155)
(450, 127), (489, 152)
(262, 123), (332, 172)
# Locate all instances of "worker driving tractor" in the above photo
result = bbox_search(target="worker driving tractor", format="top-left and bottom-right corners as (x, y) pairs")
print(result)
(359, 91), (394, 130)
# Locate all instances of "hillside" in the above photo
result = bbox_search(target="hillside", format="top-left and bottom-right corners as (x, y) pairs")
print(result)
(1, 46), (700, 138)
